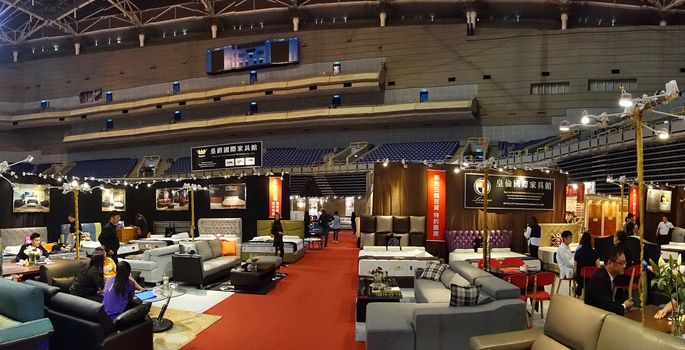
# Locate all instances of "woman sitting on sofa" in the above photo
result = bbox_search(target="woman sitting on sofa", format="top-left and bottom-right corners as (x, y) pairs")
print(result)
(70, 248), (106, 302)
(103, 252), (145, 291)
(103, 261), (138, 320)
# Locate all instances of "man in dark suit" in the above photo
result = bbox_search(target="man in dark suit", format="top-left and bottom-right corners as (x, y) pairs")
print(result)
(585, 246), (634, 315)
(99, 212), (121, 264)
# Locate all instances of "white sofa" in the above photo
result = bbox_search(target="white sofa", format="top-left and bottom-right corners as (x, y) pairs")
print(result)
(122, 244), (180, 283)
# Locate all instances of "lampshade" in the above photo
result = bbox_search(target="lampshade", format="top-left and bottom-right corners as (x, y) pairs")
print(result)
(559, 120), (571, 132)
(658, 130), (670, 140)
(619, 91), (633, 107)
(580, 111), (590, 125)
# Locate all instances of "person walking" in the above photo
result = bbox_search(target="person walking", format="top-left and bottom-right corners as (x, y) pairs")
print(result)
(271, 213), (285, 259)
(351, 211), (357, 236)
(318, 210), (332, 247)
(99, 212), (121, 264)
(331, 211), (341, 244)
(304, 213), (311, 238)
(656, 215), (674, 245)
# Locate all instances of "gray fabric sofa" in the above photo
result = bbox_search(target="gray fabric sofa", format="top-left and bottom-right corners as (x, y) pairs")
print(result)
(366, 261), (527, 350)
(171, 239), (241, 288)
(122, 244), (179, 284)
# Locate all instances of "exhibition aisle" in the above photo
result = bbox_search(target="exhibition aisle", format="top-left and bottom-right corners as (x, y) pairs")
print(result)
(183, 232), (365, 350)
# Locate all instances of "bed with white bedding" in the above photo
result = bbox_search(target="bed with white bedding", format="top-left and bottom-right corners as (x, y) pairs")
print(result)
(358, 246), (439, 287)
(241, 235), (305, 263)
(449, 248), (541, 270)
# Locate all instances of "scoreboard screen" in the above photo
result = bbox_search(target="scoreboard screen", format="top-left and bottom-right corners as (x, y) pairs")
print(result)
(206, 38), (299, 74)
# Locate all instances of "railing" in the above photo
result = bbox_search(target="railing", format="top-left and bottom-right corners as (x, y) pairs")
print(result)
(0, 57), (386, 115)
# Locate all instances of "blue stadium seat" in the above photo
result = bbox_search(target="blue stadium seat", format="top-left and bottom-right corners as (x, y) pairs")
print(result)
(67, 158), (137, 178)
(359, 141), (459, 163)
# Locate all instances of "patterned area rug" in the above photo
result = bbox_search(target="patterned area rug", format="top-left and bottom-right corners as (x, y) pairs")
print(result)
(205, 273), (287, 294)
(151, 307), (221, 350)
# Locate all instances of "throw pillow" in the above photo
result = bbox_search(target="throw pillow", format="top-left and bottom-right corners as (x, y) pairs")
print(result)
(221, 241), (237, 256)
(551, 233), (562, 247)
(449, 284), (481, 307)
(419, 261), (447, 281)
(52, 276), (75, 292)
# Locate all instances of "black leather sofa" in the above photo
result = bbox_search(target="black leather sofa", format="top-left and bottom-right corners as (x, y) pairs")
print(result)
(24, 280), (153, 350)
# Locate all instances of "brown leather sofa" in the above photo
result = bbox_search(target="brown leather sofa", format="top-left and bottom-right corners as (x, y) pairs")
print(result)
(359, 215), (425, 248)
(470, 295), (685, 350)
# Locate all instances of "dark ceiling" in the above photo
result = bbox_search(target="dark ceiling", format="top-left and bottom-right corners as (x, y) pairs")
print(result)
(0, 0), (683, 49)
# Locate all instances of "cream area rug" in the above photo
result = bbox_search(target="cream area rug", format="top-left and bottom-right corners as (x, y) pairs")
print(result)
(151, 307), (221, 350)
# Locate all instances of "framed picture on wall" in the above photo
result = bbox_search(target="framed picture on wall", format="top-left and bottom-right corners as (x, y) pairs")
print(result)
(208, 183), (247, 209)
(13, 184), (50, 213)
(646, 189), (672, 213)
(155, 188), (189, 211)
(101, 188), (126, 212)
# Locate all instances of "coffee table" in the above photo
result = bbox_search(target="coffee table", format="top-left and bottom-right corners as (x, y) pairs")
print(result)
(230, 264), (276, 291)
(142, 285), (187, 333)
(625, 304), (672, 334)
(356, 276), (402, 322)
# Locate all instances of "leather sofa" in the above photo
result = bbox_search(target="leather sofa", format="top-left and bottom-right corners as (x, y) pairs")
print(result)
(470, 295), (684, 350)
(24, 280), (152, 350)
(0, 279), (53, 350)
(366, 261), (527, 350)
(122, 244), (179, 284)
(359, 215), (426, 248)
(172, 239), (241, 288)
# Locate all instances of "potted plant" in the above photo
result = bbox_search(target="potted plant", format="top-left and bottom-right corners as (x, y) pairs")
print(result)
(649, 256), (685, 337)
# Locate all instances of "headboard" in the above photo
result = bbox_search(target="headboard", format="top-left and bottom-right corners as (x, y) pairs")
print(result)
(59, 223), (103, 245)
(1, 227), (48, 247)
(152, 221), (192, 236)
(257, 220), (305, 239)
(539, 223), (582, 247)
(198, 218), (242, 242)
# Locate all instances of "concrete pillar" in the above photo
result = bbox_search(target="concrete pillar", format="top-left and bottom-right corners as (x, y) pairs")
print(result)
(380, 11), (387, 27)
(74, 42), (80, 56)
(12, 50), (18, 63)
(561, 13), (568, 30)
(138, 33), (145, 47)
(660, 20), (667, 26)
(211, 24), (218, 39)
(292, 16), (300, 32)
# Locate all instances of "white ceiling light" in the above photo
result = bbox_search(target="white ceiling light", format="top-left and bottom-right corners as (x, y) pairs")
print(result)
(559, 120), (571, 132)
(619, 91), (633, 107)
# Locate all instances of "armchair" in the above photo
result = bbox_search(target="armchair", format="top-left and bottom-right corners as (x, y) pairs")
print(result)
(122, 245), (179, 283)
(0, 279), (53, 350)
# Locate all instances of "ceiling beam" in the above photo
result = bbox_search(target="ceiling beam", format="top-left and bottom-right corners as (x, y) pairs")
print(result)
(199, 0), (216, 16)
(107, 0), (142, 27)
(0, 0), (96, 42)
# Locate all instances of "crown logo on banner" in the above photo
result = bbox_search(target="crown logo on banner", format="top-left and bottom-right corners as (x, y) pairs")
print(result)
(196, 149), (207, 156)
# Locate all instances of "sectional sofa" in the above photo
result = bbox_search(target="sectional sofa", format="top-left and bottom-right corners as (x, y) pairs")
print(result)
(359, 215), (426, 248)
(365, 260), (527, 350)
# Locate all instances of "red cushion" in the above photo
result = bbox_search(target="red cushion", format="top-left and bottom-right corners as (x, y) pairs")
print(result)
(526, 291), (551, 300)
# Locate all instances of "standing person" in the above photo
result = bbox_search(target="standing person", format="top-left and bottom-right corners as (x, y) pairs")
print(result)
(623, 214), (636, 236)
(331, 211), (341, 244)
(584, 247), (633, 315)
(574, 231), (600, 297)
(134, 213), (148, 238)
(70, 249), (106, 302)
(15, 233), (50, 262)
(656, 215), (674, 245)
(351, 211), (357, 236)
(103, 261), (137, 320)
(523, 216), (541, 258)
(271, 213), (285, 259)
(318, 210), (332, 247)
(304, 213), (311, 238)
(100, 212), (121, 264)
(557, 231), (575, 281)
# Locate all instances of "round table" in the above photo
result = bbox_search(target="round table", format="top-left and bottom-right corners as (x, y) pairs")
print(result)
(142, 285), (187, 333)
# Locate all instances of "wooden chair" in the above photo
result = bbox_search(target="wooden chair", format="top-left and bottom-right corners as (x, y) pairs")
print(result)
(504, 273), (530, 328)
(579, 266), (600, 300)
(526, 272), (555, 319)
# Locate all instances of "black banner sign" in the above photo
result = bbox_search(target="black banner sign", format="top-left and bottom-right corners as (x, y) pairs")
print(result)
(191, 141), (263, 171)
(464, 173), (555, 210)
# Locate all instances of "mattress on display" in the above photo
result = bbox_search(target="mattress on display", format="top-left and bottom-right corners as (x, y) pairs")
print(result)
(80, 241), (140, 256)
(241, 236), (304, 263)
(358, 247), (438, 287)
(450, 248), (541, 270)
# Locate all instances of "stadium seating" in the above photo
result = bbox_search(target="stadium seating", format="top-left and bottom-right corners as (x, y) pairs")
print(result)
(67, 158), (137, 178)
(360, 141), (459, 163)
(165, 157), (191, 175)
(10, 163), (51, 175)
(263, 148), (334, 167)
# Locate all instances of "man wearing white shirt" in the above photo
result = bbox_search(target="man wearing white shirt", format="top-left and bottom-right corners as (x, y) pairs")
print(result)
(557, 230), (574, 280)
(656, 215), (674, 245)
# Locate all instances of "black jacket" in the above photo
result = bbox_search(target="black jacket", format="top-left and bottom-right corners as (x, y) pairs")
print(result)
(584, 267), (626, 315)
(99, 222), (120, 253)
(69, 266), (104, 298)
(271, 220), (284, 243)
(15, 243), (49, 262)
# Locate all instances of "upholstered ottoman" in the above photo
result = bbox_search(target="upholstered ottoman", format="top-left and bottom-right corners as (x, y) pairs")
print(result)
(230, 264), (276, 290)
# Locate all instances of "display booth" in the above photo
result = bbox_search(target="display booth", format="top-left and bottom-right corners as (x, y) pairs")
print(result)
(584, 194), (625, 236)
(372, 163), (567, 261)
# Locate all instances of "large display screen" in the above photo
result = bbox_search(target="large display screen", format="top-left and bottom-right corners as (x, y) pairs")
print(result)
(646, 189), (672, 213)
(191, 141), (263, 172)
(206, 38), (299, 74)
(464, 173), (555, 210)
(209, 183), (247, 210)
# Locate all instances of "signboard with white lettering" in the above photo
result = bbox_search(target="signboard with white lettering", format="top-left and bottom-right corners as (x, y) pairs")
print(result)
(464, 173), (555, 210)
(191, 141), (262, 171)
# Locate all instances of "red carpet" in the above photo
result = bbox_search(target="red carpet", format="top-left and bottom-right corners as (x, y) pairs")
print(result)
(183, 232), (365, 350)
